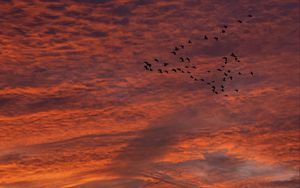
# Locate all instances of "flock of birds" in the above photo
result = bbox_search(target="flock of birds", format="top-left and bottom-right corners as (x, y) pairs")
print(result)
(143, 14), (255, 96)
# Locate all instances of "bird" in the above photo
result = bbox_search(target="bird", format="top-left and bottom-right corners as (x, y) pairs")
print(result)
(217, 69), (222, 71)
(194, 78), (198, 81)
(187, 71), (191, 74)
(164, 70), (168, 73)
(149, 68), (153, 71)
(158, 69), (163, 73)
(222, 65), (225, 68)
(215, 91), (218, 94)
(172, 69), (177, 72)
(224, 72), (228, 76)
(250, 72), (254, 76)
(207, 70), (211, 73)
(235, 89), (239, 92)
(180, 57), (184, 62)
(224, 94), (228, 97)
(154, 58), (159, 62)
(221, 29), (226, 33)
(214, 37), (219, 41)
(144, 65), (149, 70)
(207, 82), (211, 85)
(231, 53), (236, 57)
(238, 20), (242, 23)
(190, 75), (194, 79)
(171, 51), (176, 55)
(227, 70), (231, 73)
(248, 14), (253, 17)
(181, 70), (185, 73)
(174, 46), (179, 51)
(212, 80), (215, 83)
(163, 63), (168, 66)
(223, 25), (228, 28)
(180, 45), (184, 49)
(221, 85), (224, 88)
(223, 78), (226, 81)
(221, 89), (224, 92)
(238, 72), (242, 75)
(188, 40), (192, 44)
(192, 66), (196, 69)
(177, 68), (181, 71)
(204, 35), (208, 40)
(200, 78), (205, 81)
(185, 66), (189, 68)
(186, 57), (190, 62)
(229, 76), (233, 80)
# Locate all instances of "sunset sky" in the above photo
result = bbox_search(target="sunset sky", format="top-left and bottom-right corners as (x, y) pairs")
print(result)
(0, 0), (299, 187)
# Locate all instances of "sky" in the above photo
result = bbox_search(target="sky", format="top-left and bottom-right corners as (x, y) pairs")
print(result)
(0, 0), (299, 188)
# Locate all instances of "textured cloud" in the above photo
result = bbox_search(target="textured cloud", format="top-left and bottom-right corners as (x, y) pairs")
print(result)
(0, 0), (299, 187)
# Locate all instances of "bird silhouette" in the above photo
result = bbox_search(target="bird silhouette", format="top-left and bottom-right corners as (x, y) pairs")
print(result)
(177, 68), (181, 71)
(238, 72), (242, 75)
(192, 66), (196, 69)
(214, 37), (219, 41)
(238, 20), (242, 23)
(227, 70), (231, 73)
(235, 89), (239, 92)
(144, 65), (149, 70)
(217, 69), (222, 71)
(158, 69), (163, 73)
(172, 69), (177, 72)
(188, 40), (192, 44)
(190, 75), (194, 79)
(175, 47), (179, 51)
(204, 35), (208, 40)
(171, 51), (176, 55)
(229, 76), (233, 80)
(248, 14), (253, 17)
(194, 78), (198, 81)
(180, 45), (184, 49)
(224, 94), (228, 97)
(187, 71), (191, 74)
(144, 61), (151, 67)
(164, 70), (168, 73)
(164, 63), (168, 66)
(154, 58), (159, 62)
(224, 72), (228, 76)
(231, 53), (236, 57)
(186, 57), (190, 62)
(223, 25), (228, 28)
(201, 78), (205, 81)
(221, 29), (226, 33)
(223, 78), (226, 81)
(185, 66), (189, 68)
(250, 72), (254, 76)
(180, 57), (184, 62)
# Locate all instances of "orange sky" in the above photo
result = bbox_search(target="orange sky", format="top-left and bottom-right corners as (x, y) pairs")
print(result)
(0, 0), (299, 187)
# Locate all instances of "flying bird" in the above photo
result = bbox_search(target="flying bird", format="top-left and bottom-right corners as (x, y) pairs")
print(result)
(204, 35), (208, 40)
(180, 45), (184, 49)
(238, 72), (242, 75)
(238, 20), (242, 23)
(192, 66), (196, 69)
(174, 46), (179, 51)
(188, 40), (192, 44)
(186, 57), (190, 62)
(171, 51), (176, 55)
(235, 89), (239, 92)
(250, 72), (254, 76)
(223, 25), (228, 28)
(217, 69), (222, 71)
(158, 69), (163, 73)
(172, 69), (177, 72)
(214, 37), (219, 41)
(248, 14), (253, 17)
(180, 57), (184, 62)
(221, 29), (226, 33)
(163, 63), (168, 66)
